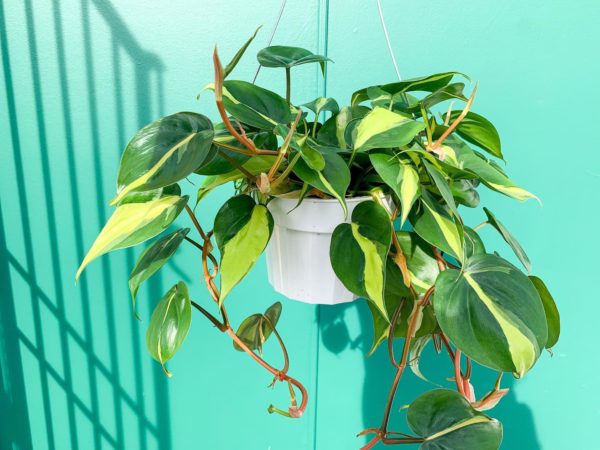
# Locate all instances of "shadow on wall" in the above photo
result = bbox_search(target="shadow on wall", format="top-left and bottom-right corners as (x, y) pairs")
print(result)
(318, 301), (541, 449)
(0, 1), (171, 449)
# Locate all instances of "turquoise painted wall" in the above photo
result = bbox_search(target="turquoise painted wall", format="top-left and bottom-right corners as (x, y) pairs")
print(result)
(1, 1), (598, 449)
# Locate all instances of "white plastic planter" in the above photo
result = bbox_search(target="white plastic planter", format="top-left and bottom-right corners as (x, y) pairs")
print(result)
(266, 196), (372, 305)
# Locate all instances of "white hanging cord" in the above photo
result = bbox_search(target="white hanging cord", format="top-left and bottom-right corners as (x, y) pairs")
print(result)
(253, 0), (288, 83)
(376, 0), (402, 81)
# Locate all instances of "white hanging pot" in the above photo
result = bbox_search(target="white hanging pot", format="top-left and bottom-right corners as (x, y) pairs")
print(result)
(266, 196), (373, 305)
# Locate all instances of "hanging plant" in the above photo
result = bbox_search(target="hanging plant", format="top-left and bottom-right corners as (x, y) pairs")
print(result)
(76, 29), (559, 449)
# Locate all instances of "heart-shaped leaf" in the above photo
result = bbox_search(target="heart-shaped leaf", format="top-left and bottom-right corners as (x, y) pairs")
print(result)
(317, 105), (370, 147)
(129, 228), (190, 315)
(214, 195), (274, 303)
(146, 282), (192, 377)
(257, 45), (331, 72)
(443, 111), (503, 159)
(434, 254), (547, 376)
(395, 231), (440, 293)
(483, 207), (531, 273)
(369, 152), (420, 225)
(76, 195), (188, 281)
(411, 191), (465, 262)
(302, 97), (339, 118)
(233, 302), (282, 353)
(112, 112), (214, 205)
(353, 107), (425, 152)
(330, 201), (392, 318)
(220, 80), (293, 130)
(529, 276), (560, 348)
(293, 150), (350, 216)
(407, 389), (503, 450)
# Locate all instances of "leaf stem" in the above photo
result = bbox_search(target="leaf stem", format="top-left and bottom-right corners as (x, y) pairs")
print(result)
(285, 67), (291, 104)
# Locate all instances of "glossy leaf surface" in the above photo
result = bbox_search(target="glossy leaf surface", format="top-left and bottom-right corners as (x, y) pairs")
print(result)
(444, 111), (503, 159)
(434, 254), (547, 376)
(146, 282), (192, 376)
(129, 228), (190, 309)
(407, 389), (502, 450)
(330, 201), (392, 318)
(214, 195), (273, 303)
(113, 112), (214, 204)
(257, 45), (330, 72)
(233, 302), (282, 353)
(353, 107), (425, 151)
(76, 195), (188, 280)
(529, 276), (560, 348)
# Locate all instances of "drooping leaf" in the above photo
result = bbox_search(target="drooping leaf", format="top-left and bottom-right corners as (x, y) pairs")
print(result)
(257, 45), (331, 73)
(367, 255), (437, 353)
(434, 253), (547, 377)
(76, 195), (188, 281)
(146, 282), (192, 377)
(483, 207), (531, 273)
(353, 107), (425, 152)
(529, 276), (560, 348)
(395, 231), (440, 293)
(233, 301), (282, 353)
(293, 150), (350, 216)
(407, 389), (503, 450)
(443, 111), (503, 159)
(369, 152), (420, 225)
(352, 72), (465, 106)
(409, 336), (438, 384)
(196, 156), (276, 204)
(213, 195), (274, 303)
(112, 113), (214, 205)
(422, 159), (460, 219)
(411, 191), (465, 262)
(220, 80), (293, 130)
(129, 228), (190, 314)
(224, 26), (262, 77)
(464, 226), (486, 259)
(330, 201), (392, 318)
(450, 179), (480, 208)
(115, 183), (181, 206)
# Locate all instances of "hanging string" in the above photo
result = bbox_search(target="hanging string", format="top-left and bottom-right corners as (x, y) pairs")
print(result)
(376, 0), (402, 81)
(253, 0), (288, 83)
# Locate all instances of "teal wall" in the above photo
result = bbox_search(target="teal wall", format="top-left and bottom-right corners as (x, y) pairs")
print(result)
(1, 1), (598, 449)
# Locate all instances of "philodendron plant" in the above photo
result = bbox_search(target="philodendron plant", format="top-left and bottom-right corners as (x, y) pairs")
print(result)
(76, 30), (559, 450)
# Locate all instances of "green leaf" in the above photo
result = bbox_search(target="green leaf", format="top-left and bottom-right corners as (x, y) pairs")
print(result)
(529, 276), (560, 348)
(464, 226), (486, 259)
(330, 201), (392, 318)
(224, 26), (261, 77)
(233, 301), (282, 353)
(221, 80), (293, 130)
(353, 107), (425, 151)
(450, 180), (480, 208)
(434, 253), (547, 376)
(115, 183), (181, 206)
(293, 151), (350, 216)
(422, 159), (460, 219)
(129, 228), (190, 316)
(445, 137), (537, 202)
(257, 45), (331, 73)
(302, 97), (339, 118)
(298, 139), (326, 171)
(443, 111), (503, 159)
(483, 207), (531, 273)
(407, 389), (502, 450)
(76, 195), (188, 281)
(419, 83), (467, 110)
(146, 282), (192, 377)
(214, 195), (274, 303)
(196, 156), (276, 204)
(411, 191), (465, 262)
(395, 231), (440, 293)
(317, 105), (370, 148)
(352, 72), (464, 106)
(369, 152), (420, 225)
(367, 255), (437, 353)
(112, 112), (214, 205)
